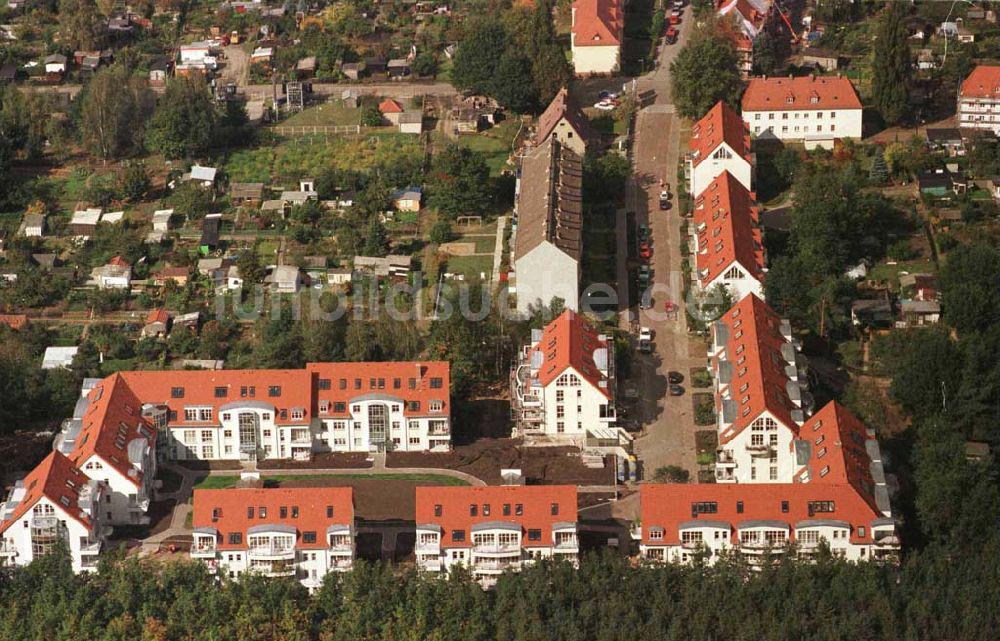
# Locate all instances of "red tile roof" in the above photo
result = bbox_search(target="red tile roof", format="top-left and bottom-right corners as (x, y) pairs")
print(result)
(153, 266), (190, 281)
(71, 373), (156, 487)
(692, 172), (763, 287)
(306, 362), (451, 418)
(794, 401), (880, 512)
(379, 98), (404, 114)
(0, 451), (93, 534)
(639, 481), (886, 546)
(713, 294), (798, 444)
(571, 0), (623, 47)
(535, 87), (594, 146)
(529, 310), (612, 398)
(741, 75), (862, 112)
(144, 308), (170, 325)
(415, 485), (577, 547)
(0, 314), (28, 330)
(688, 101), (751, 169)
(192, 487), (354, 550)
(109, 255), (130, 267)
(119, 369), (314, 427)
(959, 65), (1000, 99)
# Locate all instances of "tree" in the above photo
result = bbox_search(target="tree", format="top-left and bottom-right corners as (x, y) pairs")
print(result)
(492, 50), (538, 112)
(119, 161), (151, 202)
(451, 19), (508, 97)
(653, 466), (690, 483)
(752, 29), (779, 75)
(80, 66), (144, 161)
(58, 0), (103, 51)
(167, 182), (215, 222)
(869, 146), (889, 184)
(360, 105), (383, 127)
(938, 242), (1000, 335)
(670, 32), (741, 119)
(411, 52), (437, 77)
(145, 77), (216, 159)
(871, 3), (911, 125)
(888, 328), (961, 420)
(361, 217), (390, 257)
(427, 144), (493, 218)
(235, 247), (265, 286)
(429, 220), (453, 244)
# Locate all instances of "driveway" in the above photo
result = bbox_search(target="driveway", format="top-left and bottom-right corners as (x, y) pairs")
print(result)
(621, 5), (705, 478)
(219, 45), (249, 87)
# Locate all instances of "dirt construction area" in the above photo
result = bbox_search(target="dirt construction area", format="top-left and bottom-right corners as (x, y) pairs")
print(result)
(276, 477), (462, 520)
(387, 438), (616, 486)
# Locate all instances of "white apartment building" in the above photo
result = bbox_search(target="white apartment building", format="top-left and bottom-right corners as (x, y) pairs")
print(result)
(741, 75), (863, 148)
(415, 486), (579, 586)
(687, 101), (753, 199)
(639, 482), (899, 566)
(512, 138), (584, 315)
(510, 310), (620, 444)
(0, 452), (111, 573)
(957, 65), (1000, 135)
(708, 294), (811, 484)
(690, 171), (765, 302)
(570, 0), (623, 76)
(191, 487), (354, 591)
(53, 363), (452, 467)
(54, 374), (158, 526)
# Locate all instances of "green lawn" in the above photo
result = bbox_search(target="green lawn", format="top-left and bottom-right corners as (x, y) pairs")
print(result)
(444, 254), (494, 279)
(193, 472), (470, 490)
(281, 100), (361, 127)
(868, 259), (937, 289)
(452, 233), (496, 254)
(444, 120), (521, 176)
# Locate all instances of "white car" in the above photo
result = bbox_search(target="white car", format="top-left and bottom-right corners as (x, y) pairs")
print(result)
(639, 327), (653, 342)
(594, 100), (616, 111)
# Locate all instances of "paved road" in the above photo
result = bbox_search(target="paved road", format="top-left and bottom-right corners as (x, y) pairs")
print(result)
(623, 5), (705, 479)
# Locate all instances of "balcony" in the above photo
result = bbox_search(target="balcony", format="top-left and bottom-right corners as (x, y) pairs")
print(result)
(740, 540), (788, 553)
(715, 468), (736, 482)
(745, 443), (774, 456)
(428, 425), (450, 436)
(289, 435), (312, 445)
(681, 539), (704, 550)
(191, 543), (217, 558)
(79, 538), (102, 555)
(261, 566), (296, 578)
(415, 539), (440, 553)
(329, 558), (353, 570)
(249, 544), (295, 560)
(716, 450), (735, 465)
(419, 558), (443, 572)
(0, 544), (17, 557)
(873, 533), (900, 548)
(474, 559), (521, 572)
(472, 542), (521, 556)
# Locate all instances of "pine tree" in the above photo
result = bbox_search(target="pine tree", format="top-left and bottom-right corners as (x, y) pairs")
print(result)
(871, 3), (911, 125)
(870, 146), (889, 184)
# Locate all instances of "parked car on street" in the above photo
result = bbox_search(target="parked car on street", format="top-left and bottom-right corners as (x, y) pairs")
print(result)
(665, 26), (678, 44)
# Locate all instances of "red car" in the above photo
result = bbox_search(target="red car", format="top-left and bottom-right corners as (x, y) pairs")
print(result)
(665, 26), (678, 44)
(639, 246), (652, 260)
(669, 13), (680, 25)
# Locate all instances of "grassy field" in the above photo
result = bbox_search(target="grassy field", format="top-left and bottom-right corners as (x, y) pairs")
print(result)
(281, 100), (361, 127)
(444, 120), (521, 176)
(869, 258), (938, 289)
(225, 134), (423, 184)
(193, 472), (470, 490)
(444, 254), (493, 279)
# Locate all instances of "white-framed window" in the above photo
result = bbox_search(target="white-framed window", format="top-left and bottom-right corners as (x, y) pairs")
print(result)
(429, 400), (443, 412)
(203, 446), (214, 459)
(409, 437), (420, 445)
(199, 408), (213, 422)
(183, 430), (197, 445)
(184, 409), (198, 422)
(291, 409), (305, 420)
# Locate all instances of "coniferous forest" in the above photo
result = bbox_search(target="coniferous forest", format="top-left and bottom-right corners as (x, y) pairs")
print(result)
(1, 543), (999, 641)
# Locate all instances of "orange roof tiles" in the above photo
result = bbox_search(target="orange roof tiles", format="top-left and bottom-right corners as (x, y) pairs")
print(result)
(306, 361), (451, 418)
(535, 87), (594, 147)
(379, 98), (404, 114)
(145, 308), (170, 325)
(530, 310), (611, 398)
(639, 481), (885, 546)
(118, 369), (313, 427)
(741, 75), (862, 112)
(72, 373), (156, 486)
(959, 65), (1000, 99)
(795, 401), (880, 512)
(192, 487), (354, 550)
(0, 314), (28, 330)
(571, 0), (623, 47)
(713, 294), (798, 443)
(415, 485), (577, 547)
(688, 101), (751, 169)
(0, 451), (93, 534)
(692, 172), (763, 287)
(109, 255), (130, 267)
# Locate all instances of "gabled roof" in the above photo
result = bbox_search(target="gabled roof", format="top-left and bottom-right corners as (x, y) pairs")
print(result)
(306, 362), (451, 418)
(529, 310), (612, 398)
(692, 172), (764, 287)
(536, 88), (594, 147)
(0, 314), (28, 330)
(571, 0), (624, 47)
(959, 65), (1000, 99)
(639, 481), (888, 546)
(145, 308), (170, 325)
(718, 0), (774, 40)
(71, 373), (155, 486)
(513, 138), (584, 263)
(192, 487), (354, 550)
(415, 485), (577, 547)
(713, 294), (799, 443)
(688, 101), (751, 169)
(0, 452), (93, 535)
(741, 75), (863, 112)
(379, 98), (405, 114)
(109, 255), (130, 268)
(796, 401), (881, 513)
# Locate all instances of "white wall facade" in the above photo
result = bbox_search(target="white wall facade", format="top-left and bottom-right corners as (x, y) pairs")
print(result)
(537, 370), (614, 438)
(514, 243), (580, 315)
(0, 494), (107, 573)
(957, 97), (1000, 135)
(703, 267), (764, 304)
(78, 453), (156, 526)
(744, 108), (862, 143)
(689, 144), (753, 198)
(571, 42), (620, 76)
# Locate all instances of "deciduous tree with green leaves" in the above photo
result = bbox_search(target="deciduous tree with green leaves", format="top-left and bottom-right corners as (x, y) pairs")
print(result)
(871, 2), (911, 125)
(670, 31), (741, 119)
(145, 76), (216, 159)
